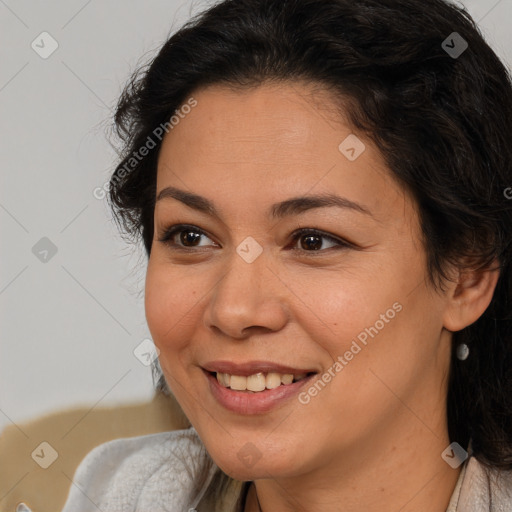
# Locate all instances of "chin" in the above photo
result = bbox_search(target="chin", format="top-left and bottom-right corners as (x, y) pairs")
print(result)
(213, 458), (283, 482)
(218, 464), (263, 482)
(205, 441), (304, 482)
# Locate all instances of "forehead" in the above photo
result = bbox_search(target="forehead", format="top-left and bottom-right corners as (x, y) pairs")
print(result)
(163, 81), (351, 159)
(155, 81), (411, 227)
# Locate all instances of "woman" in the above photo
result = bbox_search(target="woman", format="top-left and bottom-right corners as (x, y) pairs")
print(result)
(62, 0), (512, 510)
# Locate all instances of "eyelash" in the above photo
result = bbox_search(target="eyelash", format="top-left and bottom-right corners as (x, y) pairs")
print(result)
(157, 224), (353, 254)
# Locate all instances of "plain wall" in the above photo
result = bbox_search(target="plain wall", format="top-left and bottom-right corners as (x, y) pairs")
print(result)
(1, 0), (511, 435)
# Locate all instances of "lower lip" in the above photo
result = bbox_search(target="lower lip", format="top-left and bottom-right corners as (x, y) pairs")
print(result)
(204, 370), (316, 414)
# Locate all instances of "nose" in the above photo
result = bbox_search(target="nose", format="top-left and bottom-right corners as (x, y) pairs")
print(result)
(203, 247), (289, 339)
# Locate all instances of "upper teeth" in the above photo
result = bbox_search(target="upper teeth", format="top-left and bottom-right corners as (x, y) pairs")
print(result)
(216, 372), (308, 392)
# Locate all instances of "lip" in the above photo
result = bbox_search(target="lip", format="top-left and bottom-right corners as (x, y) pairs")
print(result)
(202, 362), (318, 415)
(202, 360), (317, 376)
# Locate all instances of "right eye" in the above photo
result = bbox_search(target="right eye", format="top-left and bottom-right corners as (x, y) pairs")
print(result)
(157, 224), (219, 250)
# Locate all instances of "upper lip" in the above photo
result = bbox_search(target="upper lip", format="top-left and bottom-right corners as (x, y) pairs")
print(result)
(202, 360), (318, 376)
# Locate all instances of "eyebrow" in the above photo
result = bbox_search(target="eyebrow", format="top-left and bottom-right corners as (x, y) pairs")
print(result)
(156, 186), (373, 219)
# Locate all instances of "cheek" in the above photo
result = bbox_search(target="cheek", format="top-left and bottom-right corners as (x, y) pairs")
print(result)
(144, 260), (201, 352)
(144, 261), (202, 405)
(279, 264), (400, 348)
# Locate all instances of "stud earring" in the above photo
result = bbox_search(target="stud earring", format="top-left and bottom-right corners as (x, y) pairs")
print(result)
(456, 343), (470, 361)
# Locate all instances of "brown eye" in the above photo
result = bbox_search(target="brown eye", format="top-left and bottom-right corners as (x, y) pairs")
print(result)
(158, 224), (216, 249)
(290, 228), (351, 253)
(179, 230), (202, 247)
(158, 224), (352, 253)
(299, 234), (324, 251)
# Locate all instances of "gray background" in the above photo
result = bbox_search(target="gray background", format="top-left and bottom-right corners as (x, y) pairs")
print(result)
(1, 0), (511, 435)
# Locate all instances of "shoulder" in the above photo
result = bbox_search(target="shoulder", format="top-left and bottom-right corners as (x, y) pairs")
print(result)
(458, 456), (512, 511)
(61, 428), (215, 512)
(483, 460), (512, 509)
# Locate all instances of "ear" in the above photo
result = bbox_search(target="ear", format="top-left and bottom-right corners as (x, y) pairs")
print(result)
(443, 260), (500, 332)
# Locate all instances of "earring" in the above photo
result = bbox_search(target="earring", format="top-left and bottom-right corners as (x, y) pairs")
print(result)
(456, 343), (469, 361)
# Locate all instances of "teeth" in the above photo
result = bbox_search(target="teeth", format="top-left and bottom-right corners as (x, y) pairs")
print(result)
(230, 375), (247, 391)
(266, 372), (282, 389)
(216, 372), (230, 387)
(247, 373), (266, 392)
(281, 374), (293, 385)
(215, 371), (309, 391)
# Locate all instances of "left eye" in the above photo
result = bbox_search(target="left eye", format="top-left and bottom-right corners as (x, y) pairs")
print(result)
(289, 228), (350, 252)
(158, 225), (351, 252)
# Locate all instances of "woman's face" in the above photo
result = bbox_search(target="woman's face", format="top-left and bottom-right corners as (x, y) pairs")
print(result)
(145, 81), (454, 480)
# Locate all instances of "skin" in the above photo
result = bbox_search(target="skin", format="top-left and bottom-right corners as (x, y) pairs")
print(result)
(144, 81), (499, 512)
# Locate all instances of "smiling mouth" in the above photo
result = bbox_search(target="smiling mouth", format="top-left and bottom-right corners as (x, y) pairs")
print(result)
(209, 371), (316, 392)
